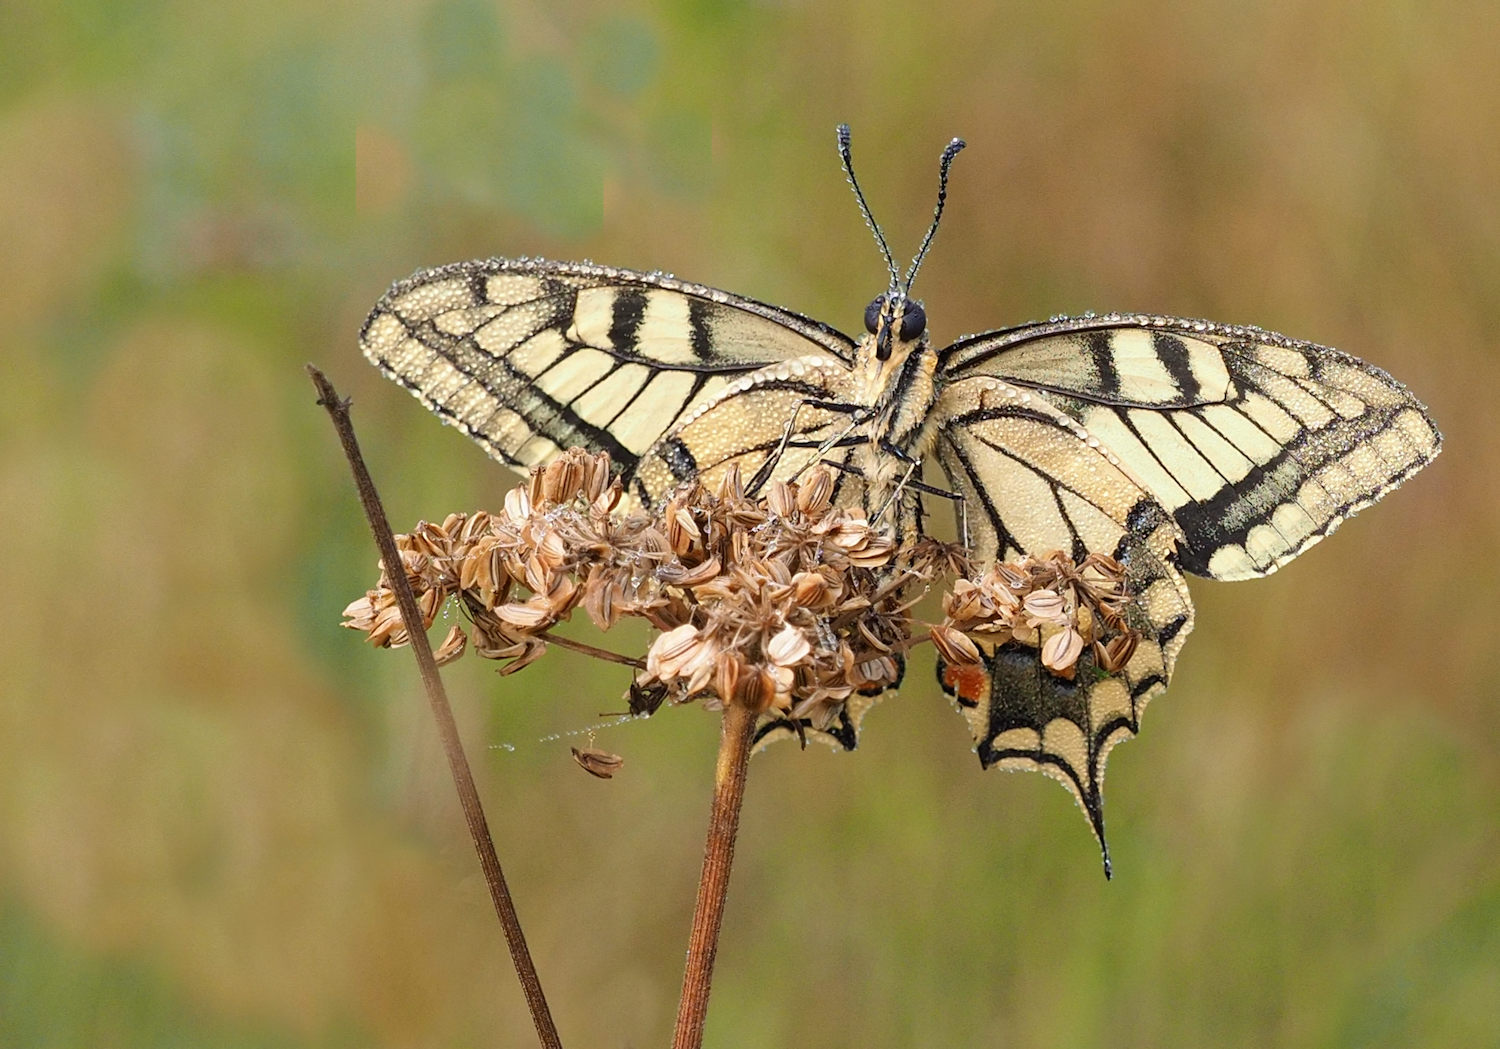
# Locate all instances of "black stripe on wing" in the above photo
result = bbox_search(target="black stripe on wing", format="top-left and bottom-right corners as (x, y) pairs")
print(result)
(938, 413), (1089, 563)
(362, 296), (647, 474)
(631, 360), (860, 508)
(934, 393), (1164, 566)
(376, 257), (858, 368)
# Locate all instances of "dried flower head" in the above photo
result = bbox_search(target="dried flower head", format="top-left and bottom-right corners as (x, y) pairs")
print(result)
(343, 449), (1144, 756)
(344, 451), (921, 744)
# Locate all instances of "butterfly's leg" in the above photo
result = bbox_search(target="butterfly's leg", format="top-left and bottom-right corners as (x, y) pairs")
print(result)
(875, 440), (964, 501)
(870, 438), (968, 541)
(748, 403), (817, 494)
(747, 399), (867, 495)
(872, 457), (923, 525)
(815, 459), (864, 479)
(786, 414), (865, 483)
(870, 438), (929, 522)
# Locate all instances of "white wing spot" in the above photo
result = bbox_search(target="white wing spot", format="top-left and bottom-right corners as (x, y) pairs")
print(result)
(1207, 543), (1259, 578)
(484, 274), (545, 306)
(391, 278), (474, 318)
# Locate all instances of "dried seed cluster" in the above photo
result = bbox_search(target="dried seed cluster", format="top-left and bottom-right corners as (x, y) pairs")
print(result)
(342, 449), (626, 674)
(931, 552), (1141, 679)
(344, 451), (941, 728)
(343, 449), (1141, 733)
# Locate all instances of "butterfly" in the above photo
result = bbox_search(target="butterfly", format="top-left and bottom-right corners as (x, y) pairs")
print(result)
(360, 125), (1441, 870)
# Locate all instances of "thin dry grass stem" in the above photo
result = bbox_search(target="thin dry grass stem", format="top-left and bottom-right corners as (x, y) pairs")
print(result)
(309, 366), (563, 1049)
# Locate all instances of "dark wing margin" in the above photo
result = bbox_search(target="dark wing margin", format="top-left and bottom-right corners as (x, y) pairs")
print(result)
(939, 314), (1441, 579)
(932, 376), (1195, 872)
(359, 257), (857, 491)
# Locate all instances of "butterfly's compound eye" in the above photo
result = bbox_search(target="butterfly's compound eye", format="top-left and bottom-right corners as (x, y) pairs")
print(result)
(899, 301), (926, 341)
(864, 295), (886, 335)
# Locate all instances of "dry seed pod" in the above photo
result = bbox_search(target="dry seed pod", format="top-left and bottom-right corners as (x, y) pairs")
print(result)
(796, 468), (835, 514)
(433, 624), (468, 665)
(1022, 589), (1067, 624)
(765, 481), (796, 518)
(930, 623), (980, 665)
(765, 624), (811, 667)
(572, 747), (625, 779)
(1040, 625), (1085, 674)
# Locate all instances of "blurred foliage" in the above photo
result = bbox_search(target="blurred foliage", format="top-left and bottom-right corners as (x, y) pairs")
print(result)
(1, 0), (1496, 1046)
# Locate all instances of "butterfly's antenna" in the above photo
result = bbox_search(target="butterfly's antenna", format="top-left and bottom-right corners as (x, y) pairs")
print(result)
(903, 136), (966, 292)
(837, 124), (900, 293)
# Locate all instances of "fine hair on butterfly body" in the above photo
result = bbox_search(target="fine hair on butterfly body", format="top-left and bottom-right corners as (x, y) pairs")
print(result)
(360, 125), (1441, 869)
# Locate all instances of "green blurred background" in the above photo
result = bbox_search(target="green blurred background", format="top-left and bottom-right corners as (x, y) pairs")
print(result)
(3, 1), (1495, 1046)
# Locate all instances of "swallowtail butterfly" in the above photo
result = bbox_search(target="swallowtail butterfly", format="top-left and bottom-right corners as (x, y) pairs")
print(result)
(361, 126), (1440, 867)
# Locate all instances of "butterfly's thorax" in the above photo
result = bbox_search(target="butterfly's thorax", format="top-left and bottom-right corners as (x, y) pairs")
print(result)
(847, 317), (943, 541)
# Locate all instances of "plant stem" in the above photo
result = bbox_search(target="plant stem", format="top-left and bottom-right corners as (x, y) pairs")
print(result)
(671, 701), (758, 1049)
(309, 366), (563, 1049)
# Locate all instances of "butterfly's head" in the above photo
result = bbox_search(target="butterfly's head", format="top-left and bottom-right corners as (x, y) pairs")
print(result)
(864, 291), (927, 361)
(837, 125), (963, 362)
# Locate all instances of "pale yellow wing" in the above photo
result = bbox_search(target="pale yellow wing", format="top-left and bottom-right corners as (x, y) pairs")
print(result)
(939, 315), (1441, 579)
(360, 258), (857, 496)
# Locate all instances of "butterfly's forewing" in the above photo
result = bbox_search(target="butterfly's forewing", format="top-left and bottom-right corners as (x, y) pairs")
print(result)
(360, 258), (856, 494)
(933, 377), (1194, 863)
(940, 316), (1441, 579)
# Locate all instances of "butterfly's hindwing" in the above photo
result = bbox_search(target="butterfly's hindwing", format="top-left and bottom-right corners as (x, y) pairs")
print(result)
(936, 503), (1193, 869)
(633, 356), (860, 507)
(360, 258), (856, 492)
(939, 315), (1441, 579)
(933, 376), (1173, 565)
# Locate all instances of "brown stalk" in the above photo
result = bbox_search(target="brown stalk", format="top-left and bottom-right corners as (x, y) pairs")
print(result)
(309, 366), (563, 1049)
(671, 700), (758, 1049)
